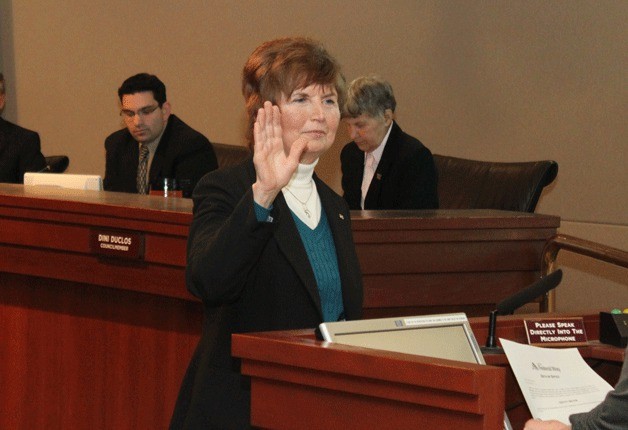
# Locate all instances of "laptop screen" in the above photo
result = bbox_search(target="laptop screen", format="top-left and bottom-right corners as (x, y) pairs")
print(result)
(319, 312), (513, 430)
(24, 172), (103, 191)
(319, 313), (483, 363)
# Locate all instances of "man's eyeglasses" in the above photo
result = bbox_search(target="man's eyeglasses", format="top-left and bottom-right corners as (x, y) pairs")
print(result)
(120, 105), (160, 120)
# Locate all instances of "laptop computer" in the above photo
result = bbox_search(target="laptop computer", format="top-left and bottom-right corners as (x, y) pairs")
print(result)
(319, 313), (513, 430)
(24, 172), (103, 191)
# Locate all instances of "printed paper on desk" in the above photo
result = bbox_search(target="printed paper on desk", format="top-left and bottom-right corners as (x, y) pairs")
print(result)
(500, 338), (613, 424)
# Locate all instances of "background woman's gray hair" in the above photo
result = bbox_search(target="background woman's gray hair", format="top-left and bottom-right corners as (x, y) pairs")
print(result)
(343, 75), (396, 118)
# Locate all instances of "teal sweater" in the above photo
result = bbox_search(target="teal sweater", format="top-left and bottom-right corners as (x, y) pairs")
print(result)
(292, 210), (344, 322)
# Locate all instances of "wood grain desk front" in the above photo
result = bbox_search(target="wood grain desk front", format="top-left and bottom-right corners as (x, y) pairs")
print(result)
(352, 209), (559, 317)
(0, 184), (559, 429)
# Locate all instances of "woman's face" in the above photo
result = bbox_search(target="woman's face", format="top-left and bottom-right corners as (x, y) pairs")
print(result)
(277, 84), (340, 164)
(344, 110), (392, 154)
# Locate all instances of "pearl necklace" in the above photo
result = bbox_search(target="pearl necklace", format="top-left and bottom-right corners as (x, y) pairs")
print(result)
(284, 183), (314, 218)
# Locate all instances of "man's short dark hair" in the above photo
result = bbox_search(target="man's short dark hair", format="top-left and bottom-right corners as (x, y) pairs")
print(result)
(0, 72), (5, 95)
(118, 73), (167, 106)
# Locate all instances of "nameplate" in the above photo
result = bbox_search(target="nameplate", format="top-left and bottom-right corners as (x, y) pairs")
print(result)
(90, 229), (144, 260)
(524, 317), (588, 346)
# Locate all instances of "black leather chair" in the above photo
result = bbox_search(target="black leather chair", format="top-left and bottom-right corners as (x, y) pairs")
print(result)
(212, 143), (250, 168)
(433, 155), (558, 212)
(44, 155), (70, 173)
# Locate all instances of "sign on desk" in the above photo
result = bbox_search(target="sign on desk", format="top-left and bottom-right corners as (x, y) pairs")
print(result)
(524, 317), (588, 346)
(90, 229), (144, 260)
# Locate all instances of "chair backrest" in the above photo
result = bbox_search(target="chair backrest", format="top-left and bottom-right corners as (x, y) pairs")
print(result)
(433, 154), (558, 212)
(44, 155), (70, 173)
(212, 143), (250, 169)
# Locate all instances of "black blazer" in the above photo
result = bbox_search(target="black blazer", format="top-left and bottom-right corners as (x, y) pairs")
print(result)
(340, 121), (438, 210)
(103, 114), (217, 197)
(170, 159), (363, 429)
(0, 117), (46, 183)
(570, 345), (628, 428)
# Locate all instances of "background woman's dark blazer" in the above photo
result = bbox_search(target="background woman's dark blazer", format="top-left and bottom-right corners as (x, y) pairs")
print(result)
(340, 121), (439, 210)
(169, 159), (363, 429)
(0, 117), (46, 183)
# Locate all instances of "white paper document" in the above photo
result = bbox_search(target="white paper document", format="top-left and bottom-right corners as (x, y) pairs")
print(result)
(501, 338), (613, 424)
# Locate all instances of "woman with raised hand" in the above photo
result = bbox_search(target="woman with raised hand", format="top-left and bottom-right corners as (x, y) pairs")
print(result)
(169, 37), (363, 429)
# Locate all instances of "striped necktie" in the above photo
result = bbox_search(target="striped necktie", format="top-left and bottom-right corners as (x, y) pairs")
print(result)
(136, 144), (149, 194)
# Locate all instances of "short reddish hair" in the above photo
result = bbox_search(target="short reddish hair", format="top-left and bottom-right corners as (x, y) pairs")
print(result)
(242, 37), (346, 147)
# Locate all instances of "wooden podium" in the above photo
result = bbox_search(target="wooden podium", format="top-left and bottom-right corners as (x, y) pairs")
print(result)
(234, 314), (625, 430)
(233, 329), (506, 430)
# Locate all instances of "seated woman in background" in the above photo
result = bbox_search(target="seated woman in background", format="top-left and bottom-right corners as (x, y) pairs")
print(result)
(340, 75), (439, 210)
(169, 37), (364, 429)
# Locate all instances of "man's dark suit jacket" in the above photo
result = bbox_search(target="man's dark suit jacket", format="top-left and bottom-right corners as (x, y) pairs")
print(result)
(169, 160), (363, 429)
(103, 114), (217, 197)
(570, 345), (628, 429)
(340, 121), (439, 210)
(0, 117), (46, 183)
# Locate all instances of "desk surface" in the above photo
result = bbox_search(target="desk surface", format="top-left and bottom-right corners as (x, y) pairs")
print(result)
(0, 182), (193, 222)
(352, 208), (558, 228)
(0, 184), (560, 315)
(0, 183), (558, 227)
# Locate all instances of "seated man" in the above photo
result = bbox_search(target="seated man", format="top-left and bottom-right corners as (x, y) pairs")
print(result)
(0, 72), (47, 183)
(340, 75), (438, 210)
(525, 345), (628, 430)
(104, 73), (217, 197)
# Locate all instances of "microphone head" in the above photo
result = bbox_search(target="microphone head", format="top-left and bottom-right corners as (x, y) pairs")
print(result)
(496, 269), (563, 315)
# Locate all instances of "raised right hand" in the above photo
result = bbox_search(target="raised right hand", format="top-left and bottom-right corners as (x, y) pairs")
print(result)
(252, 101), (308, 208)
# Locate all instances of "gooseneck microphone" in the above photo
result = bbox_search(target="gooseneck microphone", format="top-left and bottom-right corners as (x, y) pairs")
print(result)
(482, 269), (563, 354)
(497, 269), (563, 315)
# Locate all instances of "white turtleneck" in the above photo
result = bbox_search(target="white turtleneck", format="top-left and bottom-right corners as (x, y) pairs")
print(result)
(282, 160), (321, 229)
